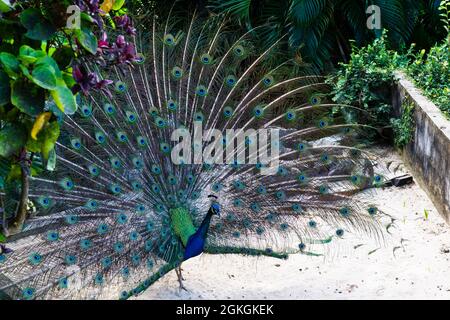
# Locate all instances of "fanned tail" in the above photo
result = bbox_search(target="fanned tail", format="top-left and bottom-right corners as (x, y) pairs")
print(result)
(0, 12), (391, 300)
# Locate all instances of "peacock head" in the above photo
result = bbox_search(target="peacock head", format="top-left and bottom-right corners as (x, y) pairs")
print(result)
(211, 202), (221, 216)
(208, 195), (221, 217)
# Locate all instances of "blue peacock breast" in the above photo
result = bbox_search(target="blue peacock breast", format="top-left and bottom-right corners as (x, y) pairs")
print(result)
(183, 233), (206, 261)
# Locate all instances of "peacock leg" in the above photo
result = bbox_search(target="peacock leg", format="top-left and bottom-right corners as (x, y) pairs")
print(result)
(179, 266), (186, 280)
(204, 245), (289, 260)
(175, 265), (188, 291)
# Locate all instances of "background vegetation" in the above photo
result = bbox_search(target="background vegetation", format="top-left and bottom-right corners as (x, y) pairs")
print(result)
(406, 41), (449, 117)
(0, 0), (137, 237)
(132, 0), (448, 72)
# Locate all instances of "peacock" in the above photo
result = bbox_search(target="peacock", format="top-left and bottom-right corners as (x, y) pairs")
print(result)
(0, 9), (393, 300)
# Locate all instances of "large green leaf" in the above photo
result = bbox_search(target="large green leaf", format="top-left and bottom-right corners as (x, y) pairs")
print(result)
(19, 45), (38, 65)
(0, 69), (10, 106)
(0, 123), (27, 158)
(0, 52), (20, 77)
(20, 46), (47, 59)
(80, 12), (95, 24)
(20, 8), (57, 41)
(0, 0), (13, 13)
(19, 54), (37, 65)
(113, 0), (126, 10)
(75, 27), (98, 54)
(19, 45), (35, 56)
(25, 118), (60, 162)
(35, 56), (62, 79)
(41, 121), (60, 159)
(25, 135), (41, 153)
(32, 65), (57, 90)
(50, 78), (77, 115)
(11, 79), (45, 116)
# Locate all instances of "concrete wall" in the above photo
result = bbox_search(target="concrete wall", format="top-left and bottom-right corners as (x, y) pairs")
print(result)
(392, 72), (450, 223)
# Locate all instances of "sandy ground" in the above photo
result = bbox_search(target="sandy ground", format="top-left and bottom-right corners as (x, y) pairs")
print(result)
(134, 148), (450, 300)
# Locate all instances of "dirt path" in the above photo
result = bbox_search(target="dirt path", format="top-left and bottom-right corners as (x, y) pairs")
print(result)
(134, 148), (450, 300)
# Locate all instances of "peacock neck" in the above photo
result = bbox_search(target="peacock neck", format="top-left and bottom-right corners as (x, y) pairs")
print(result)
(181, 208), (215, 261)
(197, 209), (214, 240)
(169, 207), (215, 248)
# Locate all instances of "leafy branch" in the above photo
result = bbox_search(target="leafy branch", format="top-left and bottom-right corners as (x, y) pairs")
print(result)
(0, 0), (136, 238)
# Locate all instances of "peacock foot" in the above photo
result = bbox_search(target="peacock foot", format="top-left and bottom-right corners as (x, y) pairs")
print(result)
(175, 266), (188, 292)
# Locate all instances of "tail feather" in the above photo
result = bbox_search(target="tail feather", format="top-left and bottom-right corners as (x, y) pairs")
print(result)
(0, 13), (392, 299)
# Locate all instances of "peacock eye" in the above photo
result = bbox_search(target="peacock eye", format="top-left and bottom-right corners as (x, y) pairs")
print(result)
(262, 75), (274, 86)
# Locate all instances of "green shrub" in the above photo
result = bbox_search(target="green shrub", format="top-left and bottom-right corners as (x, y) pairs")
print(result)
(329, 31), (449, 148)
(328, 33), (407, 130)
(391, 102), (415, 148)
(406, 41), (450, 118)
